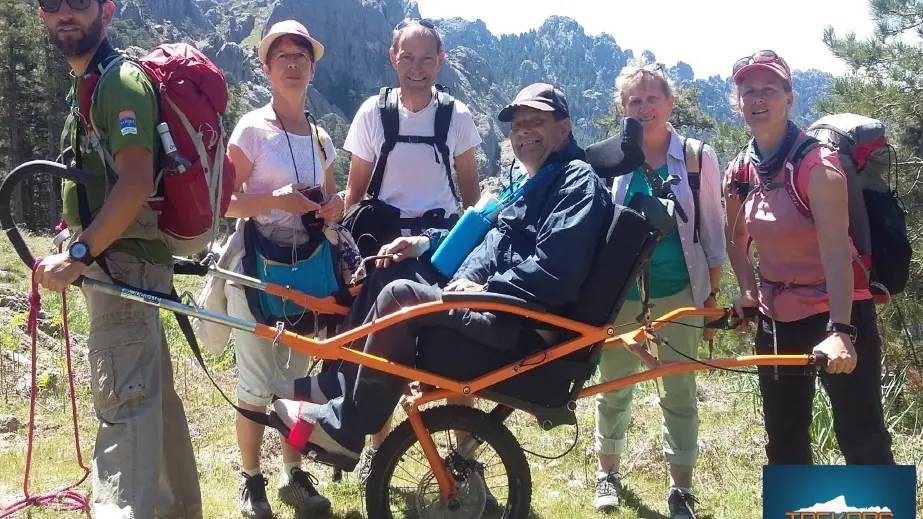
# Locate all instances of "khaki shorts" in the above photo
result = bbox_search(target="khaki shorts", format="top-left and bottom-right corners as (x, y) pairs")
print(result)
(225, 278), (315, 407)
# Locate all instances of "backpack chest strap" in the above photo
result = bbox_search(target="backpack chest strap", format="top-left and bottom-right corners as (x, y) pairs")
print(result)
(368, 86), (459, 201)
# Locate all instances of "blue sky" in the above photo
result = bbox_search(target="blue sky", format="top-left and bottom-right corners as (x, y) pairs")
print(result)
(415, 0), (878, 79)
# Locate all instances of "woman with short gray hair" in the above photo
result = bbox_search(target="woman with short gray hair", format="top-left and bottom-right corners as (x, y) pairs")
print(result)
(593, 60), (727, 518)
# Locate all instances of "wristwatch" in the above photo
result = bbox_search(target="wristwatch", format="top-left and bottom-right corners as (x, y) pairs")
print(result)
(68, 240), (95, 266)
(826, 321), (858, 343)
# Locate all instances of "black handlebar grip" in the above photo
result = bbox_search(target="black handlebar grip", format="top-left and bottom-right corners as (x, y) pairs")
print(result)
(812, 352), (828, 371)
(731, 306), (759, 320)
(0, 160), (95, 270)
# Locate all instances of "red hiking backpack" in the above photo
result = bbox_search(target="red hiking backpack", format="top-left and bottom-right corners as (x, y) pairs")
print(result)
(76, 42), (235, 256)
(726, 114), (911, 304)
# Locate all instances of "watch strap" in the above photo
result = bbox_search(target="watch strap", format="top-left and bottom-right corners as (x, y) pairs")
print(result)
(827, 321), (857, 342)
(69, 240), (95, 266)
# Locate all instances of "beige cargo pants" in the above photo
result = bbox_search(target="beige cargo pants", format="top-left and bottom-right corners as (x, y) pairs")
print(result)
(82, 251), (202, 519)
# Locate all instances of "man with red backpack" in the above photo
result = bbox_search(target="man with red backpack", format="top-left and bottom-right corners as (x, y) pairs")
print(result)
(34, 0), (204, 517)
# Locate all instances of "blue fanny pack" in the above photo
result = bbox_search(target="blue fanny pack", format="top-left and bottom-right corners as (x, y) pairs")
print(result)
(241, 219), (346, 334)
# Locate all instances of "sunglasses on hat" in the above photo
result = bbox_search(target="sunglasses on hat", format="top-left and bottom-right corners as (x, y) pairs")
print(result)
(39, 0), (102, 13)
(395, 17), (437, 31)
(732, 50), (790, 76)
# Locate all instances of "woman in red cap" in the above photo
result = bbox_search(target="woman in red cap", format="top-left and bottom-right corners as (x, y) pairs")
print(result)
(723, 50), (895, 466)
(217, 19), (341, 519)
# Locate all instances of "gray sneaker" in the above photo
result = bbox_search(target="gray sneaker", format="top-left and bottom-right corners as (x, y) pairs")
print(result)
(277, 467), (331, 516)
(355, 447), (377, 484)
(668, 487), (698, 519)
(238, 472), (272, 519)
(593, 472), (622, 513)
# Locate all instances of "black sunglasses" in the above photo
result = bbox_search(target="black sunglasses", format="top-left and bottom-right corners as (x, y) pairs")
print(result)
(39, 0), (101, 13)
(395, 17), (437, 31)
(732, 50), (790, 76)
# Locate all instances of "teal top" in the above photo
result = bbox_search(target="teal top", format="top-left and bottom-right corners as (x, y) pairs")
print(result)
(624, 164), (691, 301)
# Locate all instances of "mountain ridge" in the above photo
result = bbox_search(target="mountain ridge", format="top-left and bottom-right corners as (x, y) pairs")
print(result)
(107, 0), (834, 178)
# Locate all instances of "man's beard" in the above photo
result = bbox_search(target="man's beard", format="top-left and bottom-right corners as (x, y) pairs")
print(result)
(49, 10), (103, 58)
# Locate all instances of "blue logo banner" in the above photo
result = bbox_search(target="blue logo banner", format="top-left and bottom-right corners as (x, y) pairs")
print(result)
(763, 465), (916, 518)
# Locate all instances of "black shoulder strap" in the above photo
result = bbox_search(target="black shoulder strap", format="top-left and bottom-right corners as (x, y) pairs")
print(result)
(433, 85), (459, 201)
(790, 134), (821, 164)
(368, 86), (460, 202)
(379, 86), (400, 143)
(174, 294), (273, 427)
(682, 137), (706, 243)
(368, 87), (400, 199)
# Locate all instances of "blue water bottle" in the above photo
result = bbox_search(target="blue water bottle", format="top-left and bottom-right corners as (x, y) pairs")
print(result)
(430, 194), (499, 278)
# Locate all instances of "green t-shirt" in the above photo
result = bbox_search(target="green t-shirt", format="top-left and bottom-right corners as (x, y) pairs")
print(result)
(62, 59), (172, 265)
(624, 164), (691, 301)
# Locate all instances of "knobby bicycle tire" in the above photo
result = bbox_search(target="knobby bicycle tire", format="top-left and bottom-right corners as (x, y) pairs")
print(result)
(365, 405), (532, 519)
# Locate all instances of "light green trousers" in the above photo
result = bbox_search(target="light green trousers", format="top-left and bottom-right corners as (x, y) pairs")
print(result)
(594, 286), (703, 467)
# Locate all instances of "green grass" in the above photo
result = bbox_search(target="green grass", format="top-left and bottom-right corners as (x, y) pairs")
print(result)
(0, 229), (921, 518)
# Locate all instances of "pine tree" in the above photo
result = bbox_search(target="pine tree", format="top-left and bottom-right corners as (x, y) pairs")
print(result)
(823, 0), (923, 359)
(0, 0), (44, 227)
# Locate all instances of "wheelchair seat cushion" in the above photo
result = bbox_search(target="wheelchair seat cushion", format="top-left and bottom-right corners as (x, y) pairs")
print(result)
(416, 326), (576, 408)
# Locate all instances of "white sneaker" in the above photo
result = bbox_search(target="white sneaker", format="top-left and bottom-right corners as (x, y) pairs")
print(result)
(593, 471), (622, 512)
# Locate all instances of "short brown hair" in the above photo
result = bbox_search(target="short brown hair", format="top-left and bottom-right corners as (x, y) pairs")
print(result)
(391, 19), (443, 53)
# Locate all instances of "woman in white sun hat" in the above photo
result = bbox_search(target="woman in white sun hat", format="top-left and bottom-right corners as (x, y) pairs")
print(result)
(223, 19), (340, 519)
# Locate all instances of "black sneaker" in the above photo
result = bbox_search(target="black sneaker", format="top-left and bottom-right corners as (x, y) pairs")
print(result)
(593, 472), (622, 513)
(278, 467), (331, 515)
(238, 472), (272, 519)
(668, 487), (699, 519)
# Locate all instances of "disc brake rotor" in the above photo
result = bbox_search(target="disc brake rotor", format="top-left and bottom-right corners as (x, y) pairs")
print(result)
(414, 469), (487, 519)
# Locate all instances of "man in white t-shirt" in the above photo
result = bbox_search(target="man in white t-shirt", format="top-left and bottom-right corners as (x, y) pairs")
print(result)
(338, 17), (483, 484)
(343, 19), (482, 231)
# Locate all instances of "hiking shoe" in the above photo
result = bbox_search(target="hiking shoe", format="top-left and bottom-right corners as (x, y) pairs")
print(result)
(238, 472), (272, 519)
(278, 467), (331, 516)
(668, 487), (699, 519)
(593, 472), (622, 512)
(355, 447), (377, 484)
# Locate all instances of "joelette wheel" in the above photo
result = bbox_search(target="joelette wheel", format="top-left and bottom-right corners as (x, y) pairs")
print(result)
(365, 405), (532, 519)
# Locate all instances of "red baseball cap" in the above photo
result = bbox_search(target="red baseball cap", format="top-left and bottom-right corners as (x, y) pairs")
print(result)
(732, 50), (792, 85)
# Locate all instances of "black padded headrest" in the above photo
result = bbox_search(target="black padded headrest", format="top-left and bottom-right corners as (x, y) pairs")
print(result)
(585, 118), (645, 178)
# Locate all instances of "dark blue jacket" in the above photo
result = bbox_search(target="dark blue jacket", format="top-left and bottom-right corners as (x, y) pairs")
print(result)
(428, 138), (613, 313)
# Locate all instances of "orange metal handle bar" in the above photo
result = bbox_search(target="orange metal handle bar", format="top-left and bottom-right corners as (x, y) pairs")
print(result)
(257, 305), (746, 399)
(412, 353), (822, 409)
(264, 283), (360, 316)
(206, 261), (360, 316)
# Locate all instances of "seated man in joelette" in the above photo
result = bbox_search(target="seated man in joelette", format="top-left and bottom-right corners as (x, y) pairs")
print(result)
(271, 83), (614, 463)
